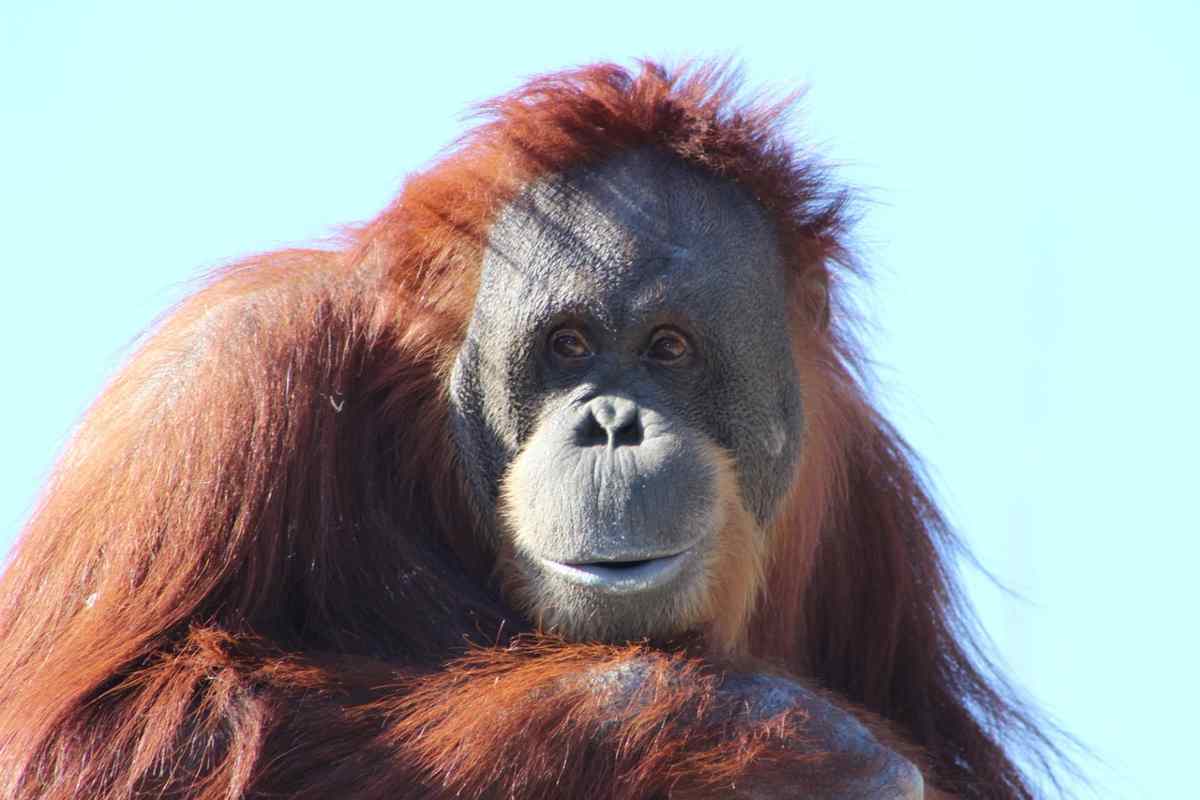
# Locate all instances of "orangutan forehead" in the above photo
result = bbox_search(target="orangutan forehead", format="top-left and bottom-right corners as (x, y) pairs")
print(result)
(481, 148), (786, 305)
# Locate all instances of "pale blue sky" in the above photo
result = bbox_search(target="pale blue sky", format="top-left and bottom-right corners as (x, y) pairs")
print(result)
(2, 2), (1197, 796)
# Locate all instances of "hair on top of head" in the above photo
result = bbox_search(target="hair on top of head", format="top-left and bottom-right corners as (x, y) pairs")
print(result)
(360, 60), (851, 322)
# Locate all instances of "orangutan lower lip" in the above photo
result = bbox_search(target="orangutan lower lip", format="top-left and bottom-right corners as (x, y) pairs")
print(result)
(540, 548), (694, 594)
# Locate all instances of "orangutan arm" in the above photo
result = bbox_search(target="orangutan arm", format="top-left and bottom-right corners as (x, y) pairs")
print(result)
(242, 641), (926, 800)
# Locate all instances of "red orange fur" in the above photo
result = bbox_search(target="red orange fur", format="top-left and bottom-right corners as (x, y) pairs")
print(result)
(0, 62), (1058, 798)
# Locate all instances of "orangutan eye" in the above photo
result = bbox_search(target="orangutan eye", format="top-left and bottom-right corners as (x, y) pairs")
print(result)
(549, 328), (593, 362)
(645, 328), (690, 363)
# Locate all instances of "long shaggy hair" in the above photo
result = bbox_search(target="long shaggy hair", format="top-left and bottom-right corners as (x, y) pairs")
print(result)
(0, 61), (1066, 799)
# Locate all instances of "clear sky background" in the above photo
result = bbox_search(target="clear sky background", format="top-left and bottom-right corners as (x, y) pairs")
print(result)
(2, 2), (1197, 796)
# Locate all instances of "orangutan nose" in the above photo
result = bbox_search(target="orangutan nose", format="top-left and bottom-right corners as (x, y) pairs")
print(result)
(576, 397), (644, 448)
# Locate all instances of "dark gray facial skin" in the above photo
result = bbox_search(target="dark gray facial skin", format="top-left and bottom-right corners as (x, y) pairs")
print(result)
(449, 148), (805, 643)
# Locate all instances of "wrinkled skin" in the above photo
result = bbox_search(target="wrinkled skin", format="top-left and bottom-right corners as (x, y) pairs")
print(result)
(717, 675), (924, 799)
(450, 149), (924, 798)
(452, 149), (802, 640)
(589, 659), (925, 800)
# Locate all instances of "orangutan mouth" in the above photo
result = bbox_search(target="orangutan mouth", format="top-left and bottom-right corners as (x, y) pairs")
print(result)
(539, 547), (695, 594)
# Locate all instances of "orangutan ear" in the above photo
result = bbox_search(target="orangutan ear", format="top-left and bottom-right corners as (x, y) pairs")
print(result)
(802, 266), (831, 331)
